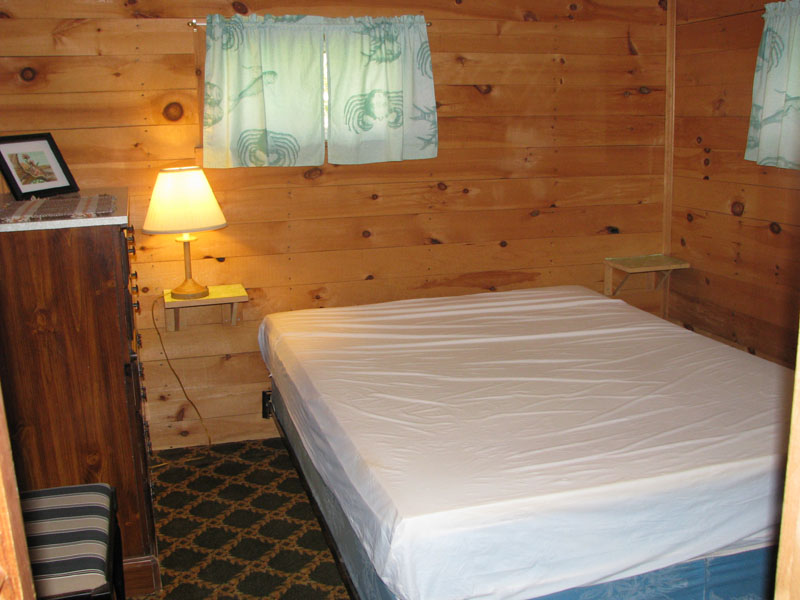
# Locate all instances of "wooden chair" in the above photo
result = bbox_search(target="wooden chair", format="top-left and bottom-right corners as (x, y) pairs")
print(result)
(19, 484), (125, 600)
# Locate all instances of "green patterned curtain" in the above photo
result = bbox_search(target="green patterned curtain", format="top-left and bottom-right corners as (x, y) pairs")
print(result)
(203, 14), (437, 168)
(745, 0), (800, 170)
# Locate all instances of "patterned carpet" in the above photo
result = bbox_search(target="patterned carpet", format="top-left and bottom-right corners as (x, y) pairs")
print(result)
(131, 438), (351, 600)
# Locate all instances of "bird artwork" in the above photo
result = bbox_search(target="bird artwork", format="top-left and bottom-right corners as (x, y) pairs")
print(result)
(10, 152), (56, 185)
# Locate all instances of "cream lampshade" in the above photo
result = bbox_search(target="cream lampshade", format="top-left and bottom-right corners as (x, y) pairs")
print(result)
(143, 166), (226, 299)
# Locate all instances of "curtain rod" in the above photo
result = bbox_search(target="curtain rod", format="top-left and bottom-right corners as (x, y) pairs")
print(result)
(187, 17), (432, 29)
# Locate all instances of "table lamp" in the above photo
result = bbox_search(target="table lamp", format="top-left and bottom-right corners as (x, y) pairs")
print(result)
(143, 166), (226, 299)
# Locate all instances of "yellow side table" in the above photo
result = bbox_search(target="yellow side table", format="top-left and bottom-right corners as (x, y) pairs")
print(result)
(164, 283), (249, 331)
(603, 254), (689, 297)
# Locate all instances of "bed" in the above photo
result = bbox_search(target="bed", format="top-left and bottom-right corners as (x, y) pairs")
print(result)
(257, 285), (793, 600)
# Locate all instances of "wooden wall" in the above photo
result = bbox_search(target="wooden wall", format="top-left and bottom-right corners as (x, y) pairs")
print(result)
(671, 0), (800, 367)
(3, 0), (666, 449)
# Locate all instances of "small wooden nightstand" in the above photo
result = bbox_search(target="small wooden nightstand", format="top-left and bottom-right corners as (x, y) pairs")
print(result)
(164, 283), (249, 331)
(603, 254), (690, 297)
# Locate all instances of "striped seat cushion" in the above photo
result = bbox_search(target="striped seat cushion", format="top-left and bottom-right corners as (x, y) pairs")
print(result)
(20, 483), (114, 599)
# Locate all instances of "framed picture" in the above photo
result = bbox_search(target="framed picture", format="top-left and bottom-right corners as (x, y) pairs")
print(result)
(0, 133), (79, 201)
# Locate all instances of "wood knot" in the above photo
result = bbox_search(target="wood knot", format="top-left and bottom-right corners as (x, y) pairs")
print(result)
(303, 167), (323, 180)
(703, 158), (710, 166)
(462, 188), (469, 194)
(769, 222), (782, 234)
(686, 213), (694, 222)
(215, 257), (226, 262)
(523, 11), (539, 21)
(704, 147), (711, 153)
(371, 193), (379, 199)
(162, 102), (184, 121)
(19, 67), (37, 82)
(179, 430), (190, 437)
(365, 274), (374, 280)
(658, 0), (667, 10)
(639, 86), (650, 94)
(429, 238), (442, 244)
(0, 11), (12, 18)
(696, 136), (703, 144)
(456, 56), (467, 66)
(606, 226), (620, 234)
(437, 182), (448, 190)
(730, 201), (744, 216)
(473, 84), (493, 95)
(499, 240), (507, 247)
(232, 1), (249, 15)
(362, 230), (371, 238)
(529, 209), (540, 217)
(569, 3), (578, 9)
(680, 237), (686, 247)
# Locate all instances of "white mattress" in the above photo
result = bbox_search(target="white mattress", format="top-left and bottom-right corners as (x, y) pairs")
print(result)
(258, 285), (793, 600)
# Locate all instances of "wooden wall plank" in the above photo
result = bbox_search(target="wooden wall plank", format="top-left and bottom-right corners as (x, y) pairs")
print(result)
(676, 1), (765, 24)
(0, 91), (199, 130)
(673, 177), (800, 225)
(674, 116), (749, 150)
(675, 48), (758, 86)
(134, 203), (662, 262)
(436, 84), (665, 117)
(675, 12), (763, 55)
(130, 175), (662, 225)
(0, 126), (199, 164)
(0, 19), (195, 57)
(433, 53), (665, 86)
(0, 1), (668, 23)
(674, 147), (800, 189)
(0, 55), (197, 93)
(147, 416), (278, 450)
(673, 84), (753, 117)
(440, 116), (664, 148)
(429, 21), (666, 55)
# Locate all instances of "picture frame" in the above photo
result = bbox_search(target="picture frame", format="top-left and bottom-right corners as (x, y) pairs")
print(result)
(0, 133), (79, 201)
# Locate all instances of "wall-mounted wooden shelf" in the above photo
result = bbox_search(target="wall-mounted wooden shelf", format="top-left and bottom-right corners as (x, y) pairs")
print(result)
(164, 283), (249, 331)
(603, 254), (690, 297)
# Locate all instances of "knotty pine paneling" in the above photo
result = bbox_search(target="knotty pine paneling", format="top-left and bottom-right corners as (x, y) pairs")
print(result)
(672, 0), (800, 367)
(0, 1), (667, 22)
(0, 0), (668, 449)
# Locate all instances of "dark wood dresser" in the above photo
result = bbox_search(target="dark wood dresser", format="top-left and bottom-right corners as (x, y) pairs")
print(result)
(0, 189), (159, 595)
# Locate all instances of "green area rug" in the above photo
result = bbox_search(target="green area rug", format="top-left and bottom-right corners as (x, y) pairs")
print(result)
(132, 438), (350, 600)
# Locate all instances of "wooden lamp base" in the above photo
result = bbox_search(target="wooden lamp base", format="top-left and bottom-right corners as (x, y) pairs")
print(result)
(170, 277), (208, 299)
(171, 234), (209, 299)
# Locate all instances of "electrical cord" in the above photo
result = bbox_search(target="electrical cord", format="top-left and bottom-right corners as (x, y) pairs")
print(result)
(150, 296), (213, 447)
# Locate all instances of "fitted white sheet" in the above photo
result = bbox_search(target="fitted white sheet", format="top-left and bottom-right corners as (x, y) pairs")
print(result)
(258, 286), (793, 600)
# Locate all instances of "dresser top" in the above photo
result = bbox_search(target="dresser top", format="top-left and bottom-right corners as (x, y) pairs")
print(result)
(0, 188), (128, 232)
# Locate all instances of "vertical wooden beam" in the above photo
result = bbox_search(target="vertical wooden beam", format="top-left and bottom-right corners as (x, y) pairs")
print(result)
(0, 387), (35, 600)
(662, 0), (677, 319)
(775, 319), (800, 599)
(193, 22), (206, 160)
